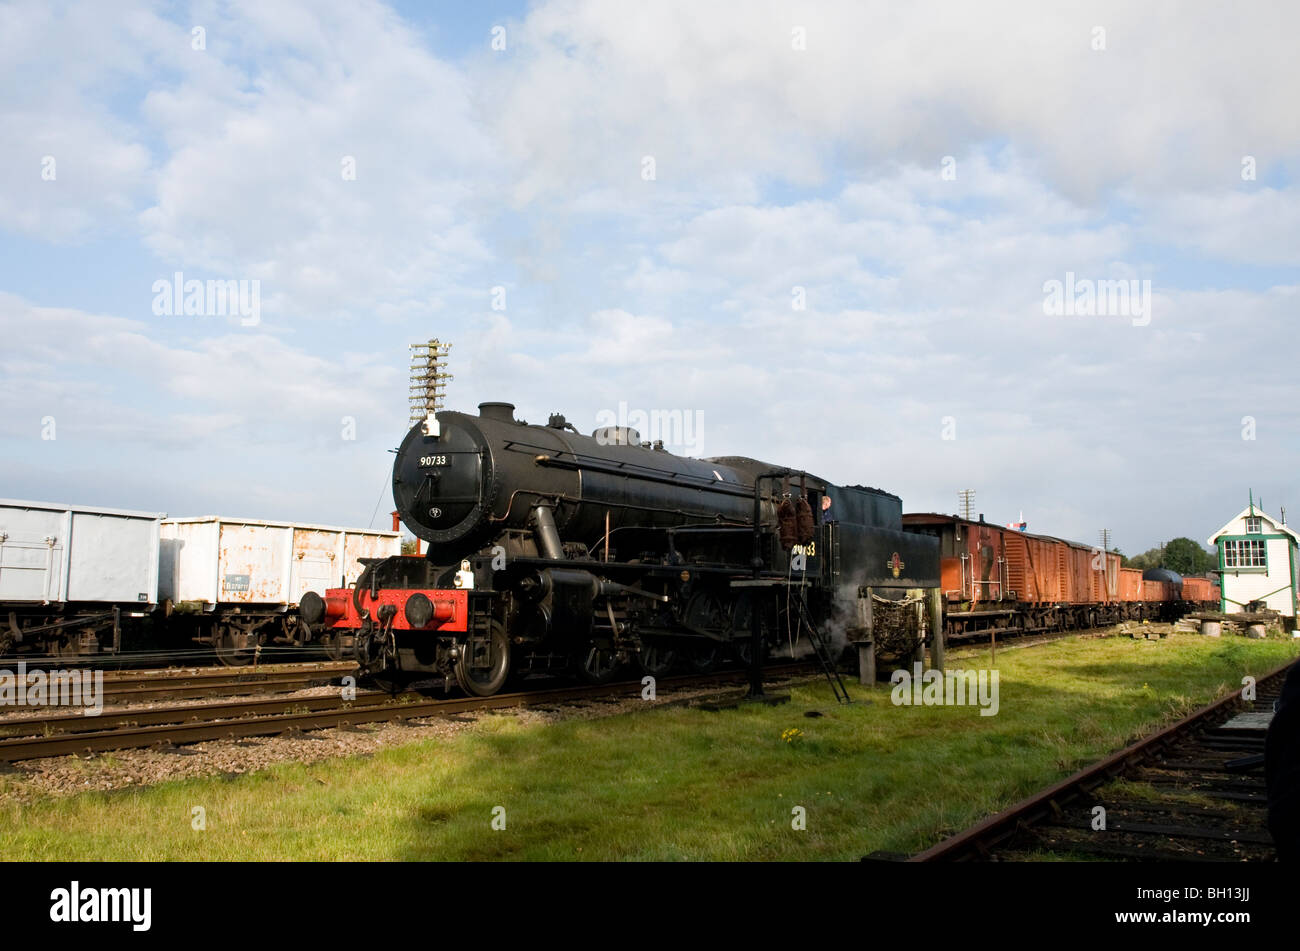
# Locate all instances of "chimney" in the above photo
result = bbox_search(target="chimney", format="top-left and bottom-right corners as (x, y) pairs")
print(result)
(478, 402), (516, 423)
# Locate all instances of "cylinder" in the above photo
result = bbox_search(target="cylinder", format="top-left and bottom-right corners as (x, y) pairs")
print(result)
(1200, 620), (1222, 637)
(1247, 623), (1267, 639)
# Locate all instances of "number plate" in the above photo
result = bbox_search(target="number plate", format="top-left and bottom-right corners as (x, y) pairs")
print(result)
(419, 455), (450, 467)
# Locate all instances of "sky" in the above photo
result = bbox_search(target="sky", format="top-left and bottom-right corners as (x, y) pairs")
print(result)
(1, 0), (1297, 555)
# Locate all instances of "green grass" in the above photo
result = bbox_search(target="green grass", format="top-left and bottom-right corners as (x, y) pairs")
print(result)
(0, 633), (1294, 861)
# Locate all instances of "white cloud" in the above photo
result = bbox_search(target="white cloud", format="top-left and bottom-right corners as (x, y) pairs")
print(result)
(1, 0), (1297, 550)
(135, 2), (500, 321)
(0, 292), (398, 447)
(492, 0), (1300, 203)
(1143, 188), (1300, 267)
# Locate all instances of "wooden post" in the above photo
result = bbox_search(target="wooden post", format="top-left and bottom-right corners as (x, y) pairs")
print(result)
(927, 587), (945, 673)
(910, 588), (926, 667)
(858, 640), (876, 685)
(857, 587), (875, 686)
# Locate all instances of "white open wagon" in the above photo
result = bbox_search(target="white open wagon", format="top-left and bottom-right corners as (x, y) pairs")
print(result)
(0, 499), (164, 654)
(159, 517), (400, 663)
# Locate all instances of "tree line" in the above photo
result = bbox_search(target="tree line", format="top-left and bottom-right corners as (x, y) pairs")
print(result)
(1117, 537), (1216, 576)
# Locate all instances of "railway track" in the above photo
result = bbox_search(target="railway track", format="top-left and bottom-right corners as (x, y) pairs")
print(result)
(96, 661), (357, 704)
(946, 626), (1110, 656)
(0, 626), (1131, 763)
(19, 623), (1141, 709)
(944, 616), (1187, 649)
(903, 659), (1295, 862)
(0, 663), (816, 763)
(1, 645), (335, 671)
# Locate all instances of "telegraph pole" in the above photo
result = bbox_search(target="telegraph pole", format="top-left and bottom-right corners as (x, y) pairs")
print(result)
(409, 339), (453, 423)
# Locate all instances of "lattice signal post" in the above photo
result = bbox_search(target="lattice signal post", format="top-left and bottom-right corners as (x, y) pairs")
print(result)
(958, 489), (976, 522)
(409, 339), (453, 424)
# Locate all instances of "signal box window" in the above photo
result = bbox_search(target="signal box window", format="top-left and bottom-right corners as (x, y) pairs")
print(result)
(1223, 539), (1266, 568)
(1245, 517), (1263, 534)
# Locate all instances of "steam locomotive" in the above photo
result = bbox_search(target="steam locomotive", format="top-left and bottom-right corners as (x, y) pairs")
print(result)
(301, 401), (940, 695)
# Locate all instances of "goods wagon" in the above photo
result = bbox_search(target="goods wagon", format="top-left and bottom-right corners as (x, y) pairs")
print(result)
(1092, 549), (1122, 603)
(0, 499), (163, 655)
(1002, 527), (1066, 605)
(1119, 566), (1145, 603)
(1140, 568), (1180, 615)
(1143, 580), (1173, 603)
(1181, 576), (1220, 608)
(1058, 538), (1096, 604)
(159, 517), (400, 663)
(904, 513), (1202, 639)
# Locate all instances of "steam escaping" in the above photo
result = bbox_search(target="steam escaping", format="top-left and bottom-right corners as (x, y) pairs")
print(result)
(767, 571), (864, 663)
(782, 567), (929, 670)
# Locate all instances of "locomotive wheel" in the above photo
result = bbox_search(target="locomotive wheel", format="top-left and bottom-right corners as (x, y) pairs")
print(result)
(454, 622), (512, 697)
(636, 642), (678, 677)
(730, 592), (759, 666)
(682, 590), (728, 672)
(577, 643), (622, 684)
(367, 671), (404, 696)
(684, 643), (720, 673)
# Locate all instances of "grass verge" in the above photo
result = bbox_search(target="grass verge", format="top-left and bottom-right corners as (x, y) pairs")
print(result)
(0, 633), (1294, 860)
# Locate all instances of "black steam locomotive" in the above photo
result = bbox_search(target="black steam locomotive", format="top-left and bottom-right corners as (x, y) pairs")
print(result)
(302, 402), (939, 695)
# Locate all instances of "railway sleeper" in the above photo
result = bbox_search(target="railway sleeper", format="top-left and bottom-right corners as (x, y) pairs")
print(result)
(1022, 829), (1265, 862)
(1043, 815), (1274, 845)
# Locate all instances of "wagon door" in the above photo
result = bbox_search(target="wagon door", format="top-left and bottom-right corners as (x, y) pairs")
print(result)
(0, 512), (64, 602)
(291, 528), (338, 604)
(341, 532), (402, 586)
(217, 522), (291, 605)
(1003, 532), (1029, 602)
